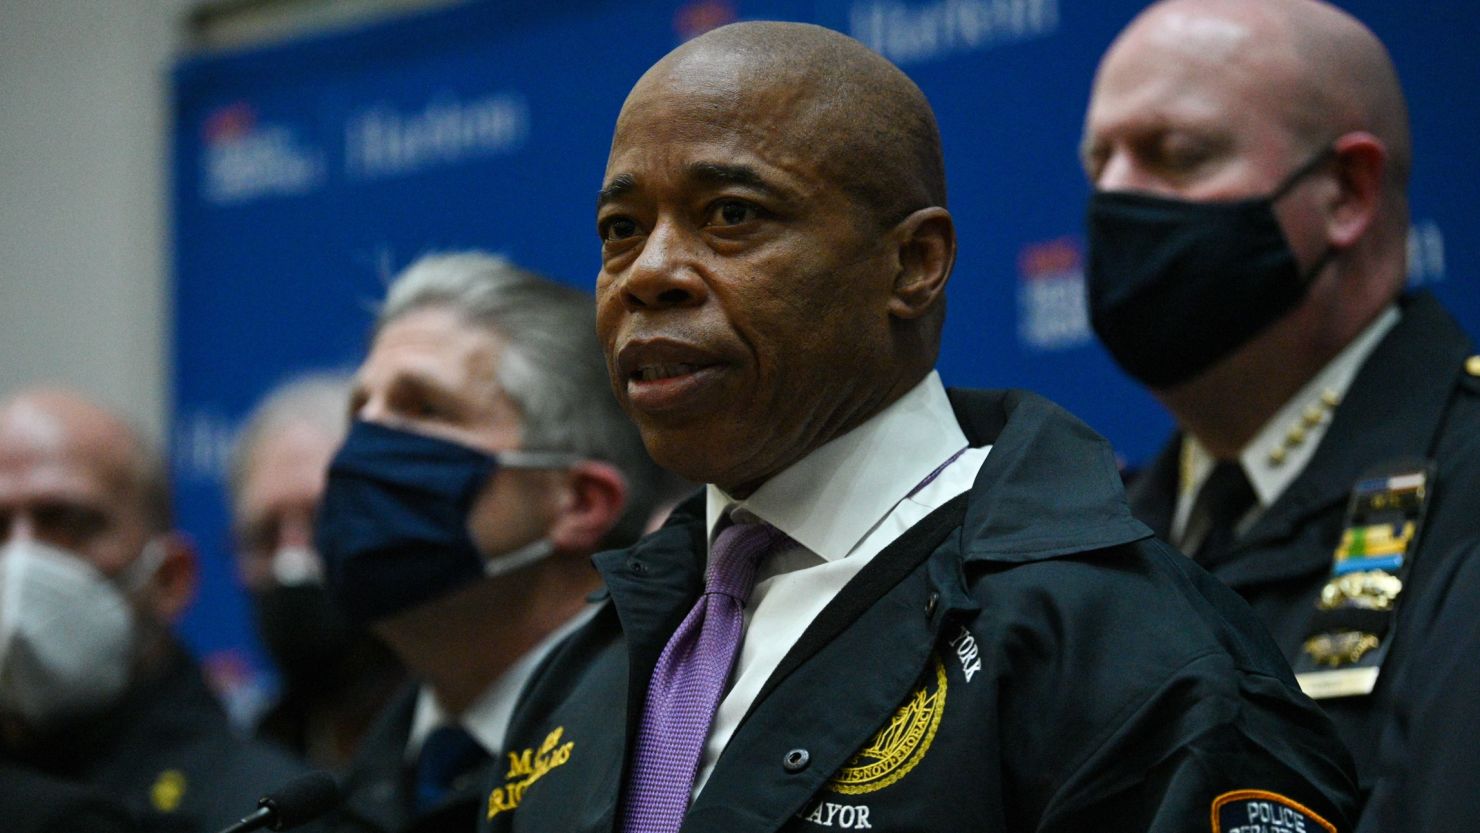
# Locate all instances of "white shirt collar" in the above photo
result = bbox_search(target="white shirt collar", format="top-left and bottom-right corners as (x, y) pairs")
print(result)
(1180, 305), (1401, 512)
(704, 371), (969, 563)
(406, 602), (601, 760)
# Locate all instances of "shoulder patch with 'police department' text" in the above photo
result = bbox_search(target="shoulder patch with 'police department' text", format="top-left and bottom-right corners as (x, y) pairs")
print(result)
(1211, 790), (1336, 833)
(826, 655), (946, 795)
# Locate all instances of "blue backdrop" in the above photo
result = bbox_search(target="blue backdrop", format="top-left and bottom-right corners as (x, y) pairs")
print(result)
(169, 0), (1476, 714)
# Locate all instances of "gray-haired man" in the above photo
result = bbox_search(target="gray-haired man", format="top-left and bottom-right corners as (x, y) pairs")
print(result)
(228, 373), (404, 770)
(314, 252), (664, 833)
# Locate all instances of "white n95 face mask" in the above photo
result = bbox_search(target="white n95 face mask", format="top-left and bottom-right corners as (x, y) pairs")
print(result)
(0, 539), (153, 727)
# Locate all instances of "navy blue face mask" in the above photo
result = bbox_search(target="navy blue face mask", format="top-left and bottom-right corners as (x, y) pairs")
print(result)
(315, 420), (580, 625)
(1085, 146), (1336, 389)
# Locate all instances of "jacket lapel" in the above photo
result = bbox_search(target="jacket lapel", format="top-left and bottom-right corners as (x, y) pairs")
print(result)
(341, 685), (420, 832)
(1125, 436), (1180, 542)
(590, 500), (708, 831)
(682, 499), (969, 833)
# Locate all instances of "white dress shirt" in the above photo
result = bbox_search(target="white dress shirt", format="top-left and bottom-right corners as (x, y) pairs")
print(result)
(1173, 306), (1401, 551)
(693, 371), (990, 795)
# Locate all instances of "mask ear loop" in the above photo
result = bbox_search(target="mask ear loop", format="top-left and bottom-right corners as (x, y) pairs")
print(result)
(1269, 143), (1339, 202)
(473, 449), (586, 579)
(1268, 143), (1343, 291)
(116, 538), (169, 595)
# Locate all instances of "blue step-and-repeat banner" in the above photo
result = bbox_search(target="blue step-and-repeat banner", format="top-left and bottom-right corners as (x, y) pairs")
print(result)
(170, 0), (1476, 712)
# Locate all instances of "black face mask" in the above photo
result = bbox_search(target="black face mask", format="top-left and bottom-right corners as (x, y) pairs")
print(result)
(1085, 147), (1335, 389)
(315, 420), (577, 625)
(250, 583), (358, 688)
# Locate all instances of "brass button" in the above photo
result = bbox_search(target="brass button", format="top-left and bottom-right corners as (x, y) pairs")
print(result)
(1466, 355), (1480, 377)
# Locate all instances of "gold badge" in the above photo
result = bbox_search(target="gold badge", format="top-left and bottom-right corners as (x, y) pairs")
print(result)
(828, 656), (946, 795)
(1317, 570), (1404, 611)
(1303, 630), (1381, 668)
(150, 769), (187, 813)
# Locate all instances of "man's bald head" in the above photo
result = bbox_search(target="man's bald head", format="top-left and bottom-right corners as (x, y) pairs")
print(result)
(1084, 0), (1415, 451)
(623, 21), (946, 228)
(1106, 0), (1410, 217)
(597, 21), (957, 494)
(0, 388), (171, 541)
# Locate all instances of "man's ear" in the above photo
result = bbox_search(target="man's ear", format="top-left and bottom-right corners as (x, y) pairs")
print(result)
(887, 206), (956, 320)
(142, 532), (198, 624)
(1323, 131), (1387, 248)
(548, 461), (628, 554)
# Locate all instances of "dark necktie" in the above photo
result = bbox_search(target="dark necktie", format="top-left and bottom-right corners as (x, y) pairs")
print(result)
(620, 520), (794, 833)
(1191, 461), (1257, 564)
(413, 724), (489, 813)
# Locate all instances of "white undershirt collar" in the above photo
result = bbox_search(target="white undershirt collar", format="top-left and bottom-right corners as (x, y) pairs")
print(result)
(705, 371), (971, 563)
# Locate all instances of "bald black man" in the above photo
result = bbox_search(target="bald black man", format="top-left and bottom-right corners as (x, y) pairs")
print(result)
(478, 21), (1360, 833)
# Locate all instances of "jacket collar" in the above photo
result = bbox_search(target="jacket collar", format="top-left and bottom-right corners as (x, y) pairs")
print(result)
(1242, 292), (1469, 545)
(1128, 292), (1471, 586)
(598, 388), (1153, 583)
(948, 388), (1153, 562)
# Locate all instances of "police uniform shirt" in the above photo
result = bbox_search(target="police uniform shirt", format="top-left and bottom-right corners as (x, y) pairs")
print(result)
(405, 602), (601, 762)
(1174, 306), (1400, 553)
(695, 370), (991, 795)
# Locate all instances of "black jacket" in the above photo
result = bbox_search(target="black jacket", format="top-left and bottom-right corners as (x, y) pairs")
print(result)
(1126, 291), (1480, 795)
(478, 388), (1358, 833)
(0, 760), (139, 833)
(12, 643), (315, 833)
(330, 683), (499, 833)
(1356, 534), (1480, 832)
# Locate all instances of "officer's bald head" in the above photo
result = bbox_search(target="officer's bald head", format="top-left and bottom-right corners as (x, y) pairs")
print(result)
(1105, 0), (1410, 211)
(621, 21), (947, 227)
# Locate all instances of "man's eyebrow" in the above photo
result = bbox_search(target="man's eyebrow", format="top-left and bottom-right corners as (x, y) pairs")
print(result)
(688, 162), (795, 201)
(597, 174), (636, 209)
(596, 162), (798, 210)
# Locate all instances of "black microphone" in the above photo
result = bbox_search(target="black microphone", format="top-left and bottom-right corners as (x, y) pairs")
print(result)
(217, 771), (342, 833)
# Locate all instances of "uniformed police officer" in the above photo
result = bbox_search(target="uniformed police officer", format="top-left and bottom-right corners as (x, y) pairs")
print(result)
(0, 388), (316, 832)
(1081, 0), (1480, 812)
(477, 21), (1359, 833)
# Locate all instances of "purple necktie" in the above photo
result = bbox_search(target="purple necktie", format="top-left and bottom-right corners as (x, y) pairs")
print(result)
(621, 519), (792, 833)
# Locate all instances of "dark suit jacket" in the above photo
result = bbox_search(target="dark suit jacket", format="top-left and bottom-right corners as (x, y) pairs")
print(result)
(12, 643), (317, 833)
(0, 760), (139, 833)
(332, 683), (500, 833)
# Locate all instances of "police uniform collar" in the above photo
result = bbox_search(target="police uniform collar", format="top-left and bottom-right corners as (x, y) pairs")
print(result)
(1239, 291), (1469, 548)
(947, 388), (1152, 562)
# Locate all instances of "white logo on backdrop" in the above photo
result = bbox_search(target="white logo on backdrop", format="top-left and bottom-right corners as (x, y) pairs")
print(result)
(202, 110), (327, 205)
(1407, 220), (1446, 286)
(345, 93), (530, 180)
(849, 0), (1059, 65)
(173, 410), (237, 483)
(1017, 237), (1091, 351)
